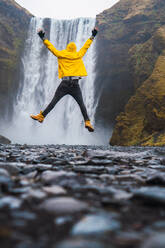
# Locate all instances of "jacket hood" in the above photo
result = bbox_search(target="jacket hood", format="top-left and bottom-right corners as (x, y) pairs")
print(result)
(66, 42), (77, 52)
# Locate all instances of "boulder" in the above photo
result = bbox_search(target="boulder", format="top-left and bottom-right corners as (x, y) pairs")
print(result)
(0, 135), (11, 144)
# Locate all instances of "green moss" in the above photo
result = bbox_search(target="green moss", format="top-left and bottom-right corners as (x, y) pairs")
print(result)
(111, 48), (165, 146)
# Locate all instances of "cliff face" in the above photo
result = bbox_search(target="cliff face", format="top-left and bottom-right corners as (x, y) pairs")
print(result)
(95, 0), (165, 146)
(0, 0), (32, 119)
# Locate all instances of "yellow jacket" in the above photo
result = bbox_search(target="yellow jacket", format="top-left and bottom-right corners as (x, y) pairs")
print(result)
(43, 38), (93, 78)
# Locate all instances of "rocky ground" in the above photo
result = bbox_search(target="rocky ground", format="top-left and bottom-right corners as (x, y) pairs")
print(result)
(0, 144), (165, 248)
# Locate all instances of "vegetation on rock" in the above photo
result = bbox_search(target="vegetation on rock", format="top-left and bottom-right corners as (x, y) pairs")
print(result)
(110, 25), (165, 146)
(0, 0), (32, 119)
(95, 0), (165, 146)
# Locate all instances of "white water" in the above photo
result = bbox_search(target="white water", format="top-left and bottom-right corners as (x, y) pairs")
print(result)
(3, 17), (106, 145)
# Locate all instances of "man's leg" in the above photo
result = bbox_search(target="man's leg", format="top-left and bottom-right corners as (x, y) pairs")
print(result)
(30, 80), (67, 122)
(42, 81), (67, 117)
(70, 81), (89, 121)
(70, 81), (94, 132)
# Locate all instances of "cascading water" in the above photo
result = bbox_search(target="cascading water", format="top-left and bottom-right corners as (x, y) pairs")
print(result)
(4, 17), (104, 145)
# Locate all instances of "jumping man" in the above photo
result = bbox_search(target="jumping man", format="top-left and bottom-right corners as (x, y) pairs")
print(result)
(30, 27), (98, 132)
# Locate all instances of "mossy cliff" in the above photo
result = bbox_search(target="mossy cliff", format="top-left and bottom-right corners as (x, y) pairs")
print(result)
(0, 0), (32, 119)
(95, 0), (165, 146)
(111, 34), (165, 146)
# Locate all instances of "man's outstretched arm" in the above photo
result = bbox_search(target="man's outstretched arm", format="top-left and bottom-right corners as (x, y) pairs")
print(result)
(78, 27), (98, 57)
(37, 29), (61, 58)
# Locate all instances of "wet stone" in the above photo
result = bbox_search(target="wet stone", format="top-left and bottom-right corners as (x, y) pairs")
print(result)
(73, 166), (105, 174)
(0, 196), (22, 209)
(0, 162), (21, 175)
(55, 216), (73, 226)
(115, 231), (142, 246)
(146, 174), (165, 185)
(25, 189), (46, 200)
(40, 197), (89, 215)
(11, 210), (36, 220)
(131, 187), (165, 205)
(25, 170), (37, 179)
(9, 187), (30, 194)
(43, 185), (67, 195)
(140, 233), (165, 248)
(56, 239), (106, 248)
(1, 144), (165, 247)
(0, 135), (11, 144)
(34, 163), (52, 171)
(0, 175), (13, 189)
(72, 213), (121, 235)
(99, 174), (115, 181)
(152, 221), (165, 230)
(0, 168), (10, 177)
(21, 166), (37, 175)
(41, 170), (69, 184)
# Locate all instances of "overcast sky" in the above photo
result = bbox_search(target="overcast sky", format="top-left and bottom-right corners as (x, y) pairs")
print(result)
(15, 0), (119, 19)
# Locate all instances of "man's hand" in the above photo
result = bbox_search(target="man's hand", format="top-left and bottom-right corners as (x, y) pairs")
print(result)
(92, 27), (98, 37)
(37, 29), (45, 40)
(90, 27), (98, 40)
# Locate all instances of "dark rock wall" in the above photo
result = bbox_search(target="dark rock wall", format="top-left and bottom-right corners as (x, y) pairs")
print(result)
(0, 0), (32, 120)
(95, 0), (165, 135)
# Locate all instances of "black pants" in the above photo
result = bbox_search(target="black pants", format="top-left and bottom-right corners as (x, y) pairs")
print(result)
(42, 79), (89, 121)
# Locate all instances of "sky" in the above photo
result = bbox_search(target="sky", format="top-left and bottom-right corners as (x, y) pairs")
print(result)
(15, 0), (119, 19)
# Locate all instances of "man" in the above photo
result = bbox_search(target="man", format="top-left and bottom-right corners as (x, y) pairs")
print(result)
(30, 27), (98, 132)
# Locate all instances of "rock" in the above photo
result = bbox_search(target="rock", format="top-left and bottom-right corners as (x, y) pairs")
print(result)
(99, 174), (115, 181)
(26, 189), (46, 200)
(21, 166), (37, 175)
(146, 174), (165, 185)
(115, 231), (142, 245)
(131, 187), (165, 205)
(35, 163), (52, 171)
(152, 221), (165, 230)
(82, 150), (110, 159)
(11, 210), (36, 220)
(1, 144), (165, 247)
(0, 168), (10, 177)
(43, 185), (67, 195)
(0, 196), (22, 209)
(140, 233), (165, 248)
(40, 197), (88, 214)
(56, 239), (106, 248)
(72, 213), (121, 235)
(73, 166), (105, 174)
(9, 187), (30, 194)
(55, 216), (73, 225)
(0, 162), (21, 175)
(25, 170), (37, 179)
(41, 170), (68, 183)
(0, 135), (11, 144)
(0, 175), (13, 190)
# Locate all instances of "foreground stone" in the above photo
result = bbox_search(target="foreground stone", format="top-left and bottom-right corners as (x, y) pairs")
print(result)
(0, 135), (11, 144)
(0, 144), (165, 248)
(40, 197), (89, 214)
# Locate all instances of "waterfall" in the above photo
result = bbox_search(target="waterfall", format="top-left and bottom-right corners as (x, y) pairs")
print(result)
(4, 17), (104, 145)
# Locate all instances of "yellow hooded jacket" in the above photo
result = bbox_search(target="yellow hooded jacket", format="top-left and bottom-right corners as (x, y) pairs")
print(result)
(43, 39), (93, 78)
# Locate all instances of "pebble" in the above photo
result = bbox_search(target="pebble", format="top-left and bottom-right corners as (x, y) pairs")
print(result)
(43, 185), (67, 195)
(0, 168), (10, 177)
(0, 196), (22, 209)
(26, 189), (47, 200)
(146, 174), (165, 185)
(141, 233), (165, 248)
(131, 186), (165, 205)
(56, 239), (106, 248)
(0, 162), (20, 175)
(72, 213), (121, 235)
(41, 170), (68, 183)
(0, 144), (165, 247)
(40, 197), (89, 214)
